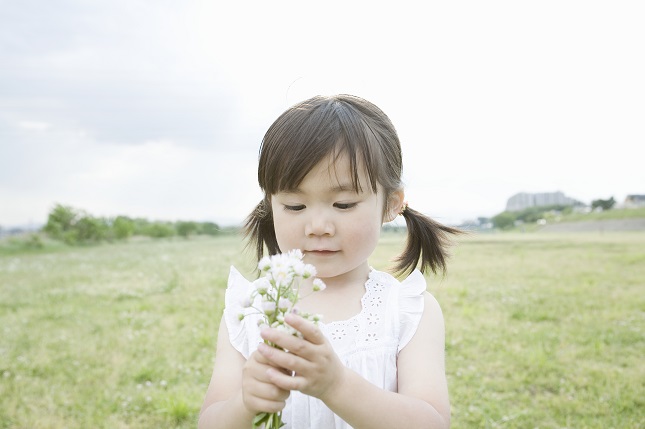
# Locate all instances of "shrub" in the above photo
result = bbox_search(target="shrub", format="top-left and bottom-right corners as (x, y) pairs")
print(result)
(43, 204), (79, 240)
(143, 222), (176, 238)
(198, 222), (220, 236)
(492, 212), (516, 230)
(113, 216), (135, 240)
(591, 197), (616, 211)
(176, 221), (198, 238)
(74, 215), (109, 243)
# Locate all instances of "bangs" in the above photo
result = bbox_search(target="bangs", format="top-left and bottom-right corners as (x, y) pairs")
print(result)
(258, 95), (393, 195)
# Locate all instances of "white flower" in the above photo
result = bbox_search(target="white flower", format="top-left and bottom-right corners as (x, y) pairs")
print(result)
(312, 278), (326, 292)
(258, 256), (272, 271)
(270, 267), (293, 288)
(276, 323), (296, 335)
(262, 301), (276, 315)
(237, 248), (325, 429)
(303, 264), (317, 278)
(269, 253), (289, 272)
(292, 260), (306, 276)
(288, 249), (304, 260)
(255, 278), (270, 295)
(278, 297), (292, 312)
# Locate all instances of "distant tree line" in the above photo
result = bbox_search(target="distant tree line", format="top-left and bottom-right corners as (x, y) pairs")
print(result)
(490, 197), (617, 230)
(43, 204), (221, 245)
(491, 204), (573, 230)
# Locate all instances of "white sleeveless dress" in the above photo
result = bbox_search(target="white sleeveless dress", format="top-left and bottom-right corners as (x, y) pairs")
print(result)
(223, 266), (427, 429)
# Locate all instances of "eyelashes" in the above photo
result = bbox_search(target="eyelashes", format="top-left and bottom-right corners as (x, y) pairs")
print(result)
(283, 202), (358, 212)
(334, 202), (357, 210)
(283, 204), (305, 212)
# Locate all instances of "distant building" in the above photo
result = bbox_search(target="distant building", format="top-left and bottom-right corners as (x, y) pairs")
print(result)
(624, 194), (645, 208)
(506, 191), (580, 212)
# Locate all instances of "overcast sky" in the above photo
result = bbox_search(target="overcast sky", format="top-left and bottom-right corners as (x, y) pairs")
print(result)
(1, 0), (644, 228)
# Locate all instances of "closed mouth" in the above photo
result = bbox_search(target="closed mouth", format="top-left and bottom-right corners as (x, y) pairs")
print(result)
(306, 250), (338, 255)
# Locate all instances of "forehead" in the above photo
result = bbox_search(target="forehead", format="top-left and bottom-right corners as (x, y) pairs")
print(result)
(296, 152), (370, 193)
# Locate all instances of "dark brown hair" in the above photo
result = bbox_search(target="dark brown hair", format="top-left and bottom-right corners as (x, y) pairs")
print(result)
(245, 94), (461, 276)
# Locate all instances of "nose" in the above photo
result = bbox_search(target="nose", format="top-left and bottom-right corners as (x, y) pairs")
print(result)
(304, 209), (335, 237)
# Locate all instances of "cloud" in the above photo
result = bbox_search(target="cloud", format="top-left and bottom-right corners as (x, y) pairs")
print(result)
(18, 121), (51, 131)
(1, 1), (644, 227)
(0, 1), (247, 149)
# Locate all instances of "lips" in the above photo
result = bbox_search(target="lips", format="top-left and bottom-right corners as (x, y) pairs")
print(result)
(306, 249), (338, 255)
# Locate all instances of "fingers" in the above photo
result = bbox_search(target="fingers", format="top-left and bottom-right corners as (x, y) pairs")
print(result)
(258, 325), (346, 400)
(285, 313), (326, 345)
(246, 351), (292, 390)
(252, 348), (270, 365)
(266, 366), (306, 391)
(243, 394), (287, 414)
(257, 315), (326, 377)
(245, 377), (290, 402)
(257, 342), (308, 375)
(260, 314), (325, 354)
(242, 351), (290, 414)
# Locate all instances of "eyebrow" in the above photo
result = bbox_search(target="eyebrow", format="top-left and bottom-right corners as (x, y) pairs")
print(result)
(282, 182), (361, 195)
(331, 182), (360, 193)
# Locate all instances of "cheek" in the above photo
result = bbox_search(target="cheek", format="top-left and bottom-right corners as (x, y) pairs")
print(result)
(342, 199), (384, 249)
(272, 210), (298, 249)
(343, 216), (381, 249)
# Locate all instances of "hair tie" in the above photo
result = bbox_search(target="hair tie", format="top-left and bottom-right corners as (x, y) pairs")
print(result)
(398, 201), (408, 216)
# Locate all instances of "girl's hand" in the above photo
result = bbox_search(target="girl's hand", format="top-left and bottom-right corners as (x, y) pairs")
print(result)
(242, 349), (291, 415)
(258, 313), (347, 402)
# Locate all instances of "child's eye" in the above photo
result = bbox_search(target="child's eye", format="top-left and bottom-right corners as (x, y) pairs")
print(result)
(284, 204), (305, 212)
(334, 202), (357, 210)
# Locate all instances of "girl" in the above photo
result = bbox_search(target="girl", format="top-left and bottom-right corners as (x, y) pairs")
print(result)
(199, 94), (460, 429)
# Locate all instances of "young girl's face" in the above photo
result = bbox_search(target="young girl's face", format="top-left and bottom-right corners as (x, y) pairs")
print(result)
(271, 152), (389, 285)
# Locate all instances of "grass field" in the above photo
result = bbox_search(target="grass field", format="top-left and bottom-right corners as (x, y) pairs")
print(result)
(1, 231), (643, 428)
(560, 206), (645, 222)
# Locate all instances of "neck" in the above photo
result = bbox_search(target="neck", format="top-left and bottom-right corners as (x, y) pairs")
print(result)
(319, 262), (371, 290)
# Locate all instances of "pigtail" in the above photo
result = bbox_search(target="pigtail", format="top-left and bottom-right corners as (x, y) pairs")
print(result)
(243, 198), (280, 262)
(393, 206), (464, 276)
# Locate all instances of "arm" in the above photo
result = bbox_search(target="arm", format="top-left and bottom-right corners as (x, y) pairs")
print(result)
(258, 292), (450, 429)
(198, 317), (290, 429)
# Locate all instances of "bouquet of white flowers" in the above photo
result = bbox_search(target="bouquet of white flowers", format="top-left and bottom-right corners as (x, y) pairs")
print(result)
(239, 249), (325, 429)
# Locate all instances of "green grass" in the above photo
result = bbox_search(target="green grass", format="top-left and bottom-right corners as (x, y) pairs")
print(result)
(1, 232), (644, 428)
(562, 206), (645, 222)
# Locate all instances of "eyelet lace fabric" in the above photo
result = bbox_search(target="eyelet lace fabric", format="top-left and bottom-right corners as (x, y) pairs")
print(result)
(319, 269), (394, 356)
(224, 266), (427, 429)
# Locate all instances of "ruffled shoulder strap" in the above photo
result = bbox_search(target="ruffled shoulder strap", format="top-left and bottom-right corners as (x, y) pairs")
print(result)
(223, 266), (262, 359)
(397, 269), (427, 353)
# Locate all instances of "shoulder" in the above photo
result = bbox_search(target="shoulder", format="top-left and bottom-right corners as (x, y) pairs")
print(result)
(223, 266), (264, 359)
(422, 290), (444, 321)
(397, 288), (450, 423)
(397, 269), (447, 348)
(225, 266), (262, 307)
(395, 276), (450, 422)
(367, 268), (397, 288)
(367, 268), (431, 351)
(403, 289), (446, 352)
(368, 268), (425, 294)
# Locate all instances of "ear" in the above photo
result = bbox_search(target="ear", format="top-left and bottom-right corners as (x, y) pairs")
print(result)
(383, 189), (405, 223)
